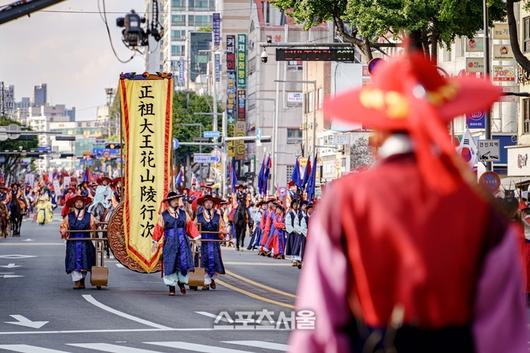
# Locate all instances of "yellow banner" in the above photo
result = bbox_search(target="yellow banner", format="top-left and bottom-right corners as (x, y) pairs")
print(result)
(119, 74), (173, 272)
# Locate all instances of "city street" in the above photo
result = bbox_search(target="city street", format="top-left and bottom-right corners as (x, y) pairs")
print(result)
(0, 213), (297, 353)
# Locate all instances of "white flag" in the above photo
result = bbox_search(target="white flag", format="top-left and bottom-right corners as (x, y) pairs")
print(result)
(457, 129), (478, 167)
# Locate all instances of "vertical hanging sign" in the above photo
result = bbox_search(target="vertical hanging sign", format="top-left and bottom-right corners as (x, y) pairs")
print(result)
(213, 13), (221, 47)
(119, 73), (173, 273)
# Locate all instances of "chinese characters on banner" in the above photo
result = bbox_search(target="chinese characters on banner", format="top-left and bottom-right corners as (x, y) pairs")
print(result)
(119, 74), (173, 273)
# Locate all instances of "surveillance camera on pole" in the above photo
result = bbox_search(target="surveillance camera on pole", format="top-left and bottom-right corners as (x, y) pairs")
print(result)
(261, 49), (268, 64)
(116, 10), (148, 48)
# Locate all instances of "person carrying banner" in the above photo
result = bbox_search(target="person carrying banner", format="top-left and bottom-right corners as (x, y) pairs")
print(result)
(152, 191), (196, 296)
(195, 194), (226, 290)
(60, 195), (96, 289)
(289, 48), (526, 353)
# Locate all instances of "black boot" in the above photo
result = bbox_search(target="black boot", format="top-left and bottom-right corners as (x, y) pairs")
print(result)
(178, 282), (187, 295)
(168, 286), (176, 296)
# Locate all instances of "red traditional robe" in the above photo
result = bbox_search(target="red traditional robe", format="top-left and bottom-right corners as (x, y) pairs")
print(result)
(289, 141), (526, 353)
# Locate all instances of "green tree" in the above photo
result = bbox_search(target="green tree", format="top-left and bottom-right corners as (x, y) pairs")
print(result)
(172, 91), (221, 165)
(0, 117), (38, 182)
(272, 0), (506, 61)
(507, 1), (530, 73)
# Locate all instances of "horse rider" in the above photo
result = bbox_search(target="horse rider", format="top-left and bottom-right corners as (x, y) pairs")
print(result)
(87, 177), (113, 214)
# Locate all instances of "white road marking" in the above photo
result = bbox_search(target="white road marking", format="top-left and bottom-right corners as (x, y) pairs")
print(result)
(0, 263), (20, 268)
(224, 341), (288, 351)
(0, 274), (23, 278)
(0, 243), (63, 246)
(5, 315), (48, 329)
(115, 263), (124, 268)
(0, 344), (70, 353)
(22, 239), (32, 242)
(0, 255), (36, 259)
(195, 311), (234, 323)
(0, 328), (215, 336)
(81, 295), (172, 330)
(145, 341), (256, 353)
(67, 343), (163, 353)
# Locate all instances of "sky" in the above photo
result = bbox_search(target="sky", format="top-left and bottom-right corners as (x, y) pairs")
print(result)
(0, 0), (147, 120)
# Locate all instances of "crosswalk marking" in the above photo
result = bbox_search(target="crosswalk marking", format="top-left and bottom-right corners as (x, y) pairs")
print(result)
(223, 341), (288, 351)
(67, 343), (163, 353)
(0, 340), (289, 353)
(0, 345), (71, 353)
(145, 341), (256, 353)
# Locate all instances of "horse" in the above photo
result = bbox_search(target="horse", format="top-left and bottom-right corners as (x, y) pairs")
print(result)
(0, 203), (8, 238)
(8, 197), (23, 237)
(91, 202), (114, 258)
(233, 194), (250, 250)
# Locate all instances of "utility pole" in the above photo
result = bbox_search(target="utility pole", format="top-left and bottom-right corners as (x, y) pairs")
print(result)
(105, 88), (114, 138)
(211, 43), (218, 133)
(483, 0), (492, 171)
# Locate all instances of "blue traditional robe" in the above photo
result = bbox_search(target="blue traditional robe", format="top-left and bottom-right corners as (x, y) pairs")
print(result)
(65, 211), (96, 274)
(161, 209), (194, 277)
(196, 211), (225, 278)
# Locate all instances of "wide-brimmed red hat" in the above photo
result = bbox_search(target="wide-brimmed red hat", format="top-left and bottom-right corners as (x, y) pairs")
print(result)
(65, 195), (92, 208)
(97, 177), (112, 185)
(324, 50), (502, 193)
(197, 194), (221, 206)
(111, 177), (123, 186)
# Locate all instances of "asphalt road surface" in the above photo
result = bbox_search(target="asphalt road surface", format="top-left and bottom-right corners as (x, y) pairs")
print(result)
(0, 213), (299, 353)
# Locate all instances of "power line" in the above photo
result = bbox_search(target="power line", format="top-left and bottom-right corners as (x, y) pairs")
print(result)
(97, 0), (135, 64)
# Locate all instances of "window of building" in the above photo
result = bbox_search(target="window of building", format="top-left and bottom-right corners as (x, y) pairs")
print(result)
(261, 0), (270, 25)
(287, 128), (303, 144)
(172, 15), (186, 26)
(523, 98), (530, 134)
(171, 30), (186, 40)
(524, 17), (530, 53)
(286, 165), (294, 185)
(305, 91), (315, 114)
(171, 45), (185, 56)
(317, 88), (324, 110)
(189, 0), (215, 10)
(188, 15), (212, 27)
(171, 0), (185, 9)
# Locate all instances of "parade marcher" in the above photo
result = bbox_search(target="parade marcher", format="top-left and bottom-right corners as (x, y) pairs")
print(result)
(61, 187), (77, 218)
(78, 182), (91, 198)
(110, 177), (123, 207)
(35, 187), (53, 225)
(152, 191), (196, 296)
(247, 201), (265, 250)
(285, 199), (303, 266)
(289, 50), (526, 352)
(60, 195), (96, 289)
(196, 194), (226, 290)
(293, 201), (309, 269)
(268, 203), (286, 259)
(259, 199), (276, 255)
